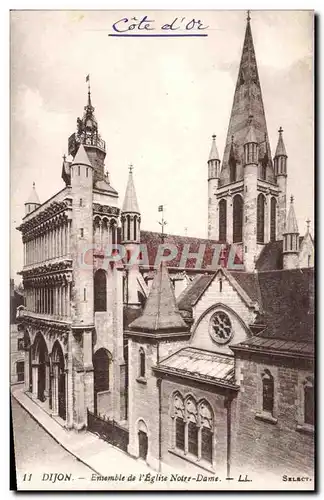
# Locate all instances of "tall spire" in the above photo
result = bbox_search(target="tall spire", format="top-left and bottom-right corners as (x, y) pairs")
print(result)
(128, 262), (188, 334)
(220, 12), (273, 184)
(122, 165), (140, 214)
(26, 182), (40, 205)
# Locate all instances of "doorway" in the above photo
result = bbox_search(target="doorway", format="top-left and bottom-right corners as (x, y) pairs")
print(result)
(138, 430), (148, 460)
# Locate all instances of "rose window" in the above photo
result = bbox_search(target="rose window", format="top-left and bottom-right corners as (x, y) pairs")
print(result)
(209, 311), (232, 344)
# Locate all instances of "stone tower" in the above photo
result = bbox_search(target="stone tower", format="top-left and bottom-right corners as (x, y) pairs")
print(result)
(121, 166), (141, 308)
(208, 135), (221, 239)
(283, 196), (300, 270)
(274, 127), (288, 239)
(211, 13), (283, 269)
(126, 262), (190, 470)
(66, 81), (107, 187)
(70, 143), (95, 428)
(243, 116), (258, 271)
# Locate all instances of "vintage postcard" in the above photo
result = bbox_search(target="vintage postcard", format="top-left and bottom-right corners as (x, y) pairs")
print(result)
(10, 10), (315, 491)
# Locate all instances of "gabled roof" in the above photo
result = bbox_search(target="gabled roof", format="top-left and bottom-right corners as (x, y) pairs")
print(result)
(122, 169), (140, 214)
(72, 143), (92, 167)
(128, 262), (188, 334)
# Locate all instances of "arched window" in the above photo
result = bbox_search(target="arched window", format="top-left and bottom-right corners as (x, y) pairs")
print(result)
(110, 220), (117, 246)
(94, 269), (107, 312)
(93, 348), (110, 393)
(199, 401), (213, 463)
(219, 199), (227, 243)
(270, 197), (277, 242)
(139, 348), (145, 378)
(233, 195), (243, 243)
(257, 194), (265, 243)
(127, 215), (131, 241)
(262, 369), (274, 414)
(134, 216), (137, 241)
(304, 377), (314, 426)
(229, 158), (237, 183)
(186, 398), (198, 457)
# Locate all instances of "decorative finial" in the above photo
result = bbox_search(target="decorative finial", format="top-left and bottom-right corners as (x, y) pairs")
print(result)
(129, 163), (134, 174)
(247, 10), (251, 22)
(248, 114), (254, 124)
(306, 218), (311, 231)
(290, 195), (294, 204)
(278, 126), (283, 135)
(33, 182), (35, 188)
(63, 154), (66, 162)
(212, 134), (216, 140)
(231, 135), (234, 144)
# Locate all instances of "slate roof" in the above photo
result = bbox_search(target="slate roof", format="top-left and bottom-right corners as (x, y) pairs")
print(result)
(275, 130), (287, 157)
(128, 262), (188, 334)
(284, 198), (299, 234)
(232, 336), (314, 357)
(26, 183), (40, 205)
(208, 135), (220, 161)
(255, 237), (305, 271)
(72, 143), (92, 167)
(177, 274), (214, 311)
(155, 347), (237, 388)
(138, 231), (242, 270)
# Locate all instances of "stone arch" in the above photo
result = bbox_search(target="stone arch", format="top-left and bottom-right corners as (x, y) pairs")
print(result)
(93, 347), (112, 415)
(233, 194), (243, 243)
(52, 340), (66, 420)
(32, 332), (49, 402)
(136, 418), (149, 461)
(191, 302), (251, 338)
(94, 268), (107, 312)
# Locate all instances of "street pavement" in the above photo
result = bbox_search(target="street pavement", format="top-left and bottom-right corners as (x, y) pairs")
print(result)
(11, 397), (117, 490)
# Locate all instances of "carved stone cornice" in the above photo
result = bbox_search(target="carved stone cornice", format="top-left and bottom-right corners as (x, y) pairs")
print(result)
(20, 315), (71, 338)
(19, 259), (72, 279)
(93, 203), (120, 217)
(17, 199), (73, 237)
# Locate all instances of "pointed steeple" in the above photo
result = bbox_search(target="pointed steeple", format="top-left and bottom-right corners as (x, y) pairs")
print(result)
(122, 165), (140, 214)
(26, 182), (40, 205)
(128, 262), (188, 334)
(275, 126), (287, 157)
(25, 182), (41, 215)
(72, 143), (92, 167)
(220, 12), (273, 184)
(284, 196), (299, 234)
(209, 134), (220, 161)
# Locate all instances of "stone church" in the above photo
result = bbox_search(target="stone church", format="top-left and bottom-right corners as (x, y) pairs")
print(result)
(16, 13), (314, 479)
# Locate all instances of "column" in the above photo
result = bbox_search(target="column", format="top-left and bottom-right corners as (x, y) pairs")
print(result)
(265, 193), (271, 243)
(67, 281), (71, 317)
(67, 221), (70, 256)
(55, 286), (58, 316)
(32, 364), (38, 398)
(44, 362), (50, 397)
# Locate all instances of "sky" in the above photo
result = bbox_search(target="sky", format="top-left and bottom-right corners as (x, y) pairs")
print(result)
(10, 10), (314, 281)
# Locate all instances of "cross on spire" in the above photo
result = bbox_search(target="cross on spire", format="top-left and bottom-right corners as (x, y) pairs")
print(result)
(306, 218), (311, 231)
(247, 10), (251, 22)
(278, 126), (283, 135)
(290, 195), (294, 203)
(129, 163), (134, 173)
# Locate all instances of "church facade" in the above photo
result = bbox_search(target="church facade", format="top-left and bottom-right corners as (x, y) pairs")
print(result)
(16, 13), (314, 480)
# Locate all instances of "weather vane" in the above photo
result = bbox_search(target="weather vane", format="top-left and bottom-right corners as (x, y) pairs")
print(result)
(158, 205), (167, 243)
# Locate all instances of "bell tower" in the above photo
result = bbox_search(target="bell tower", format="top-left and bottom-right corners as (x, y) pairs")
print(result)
(67, 76), (107, 186)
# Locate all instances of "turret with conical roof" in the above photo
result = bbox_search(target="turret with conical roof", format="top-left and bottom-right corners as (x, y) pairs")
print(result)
(207, 135), (221, 239)
(274, 127), (288, 240)
(25, 182), (41, 215)
(283, 196), (300, 269)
